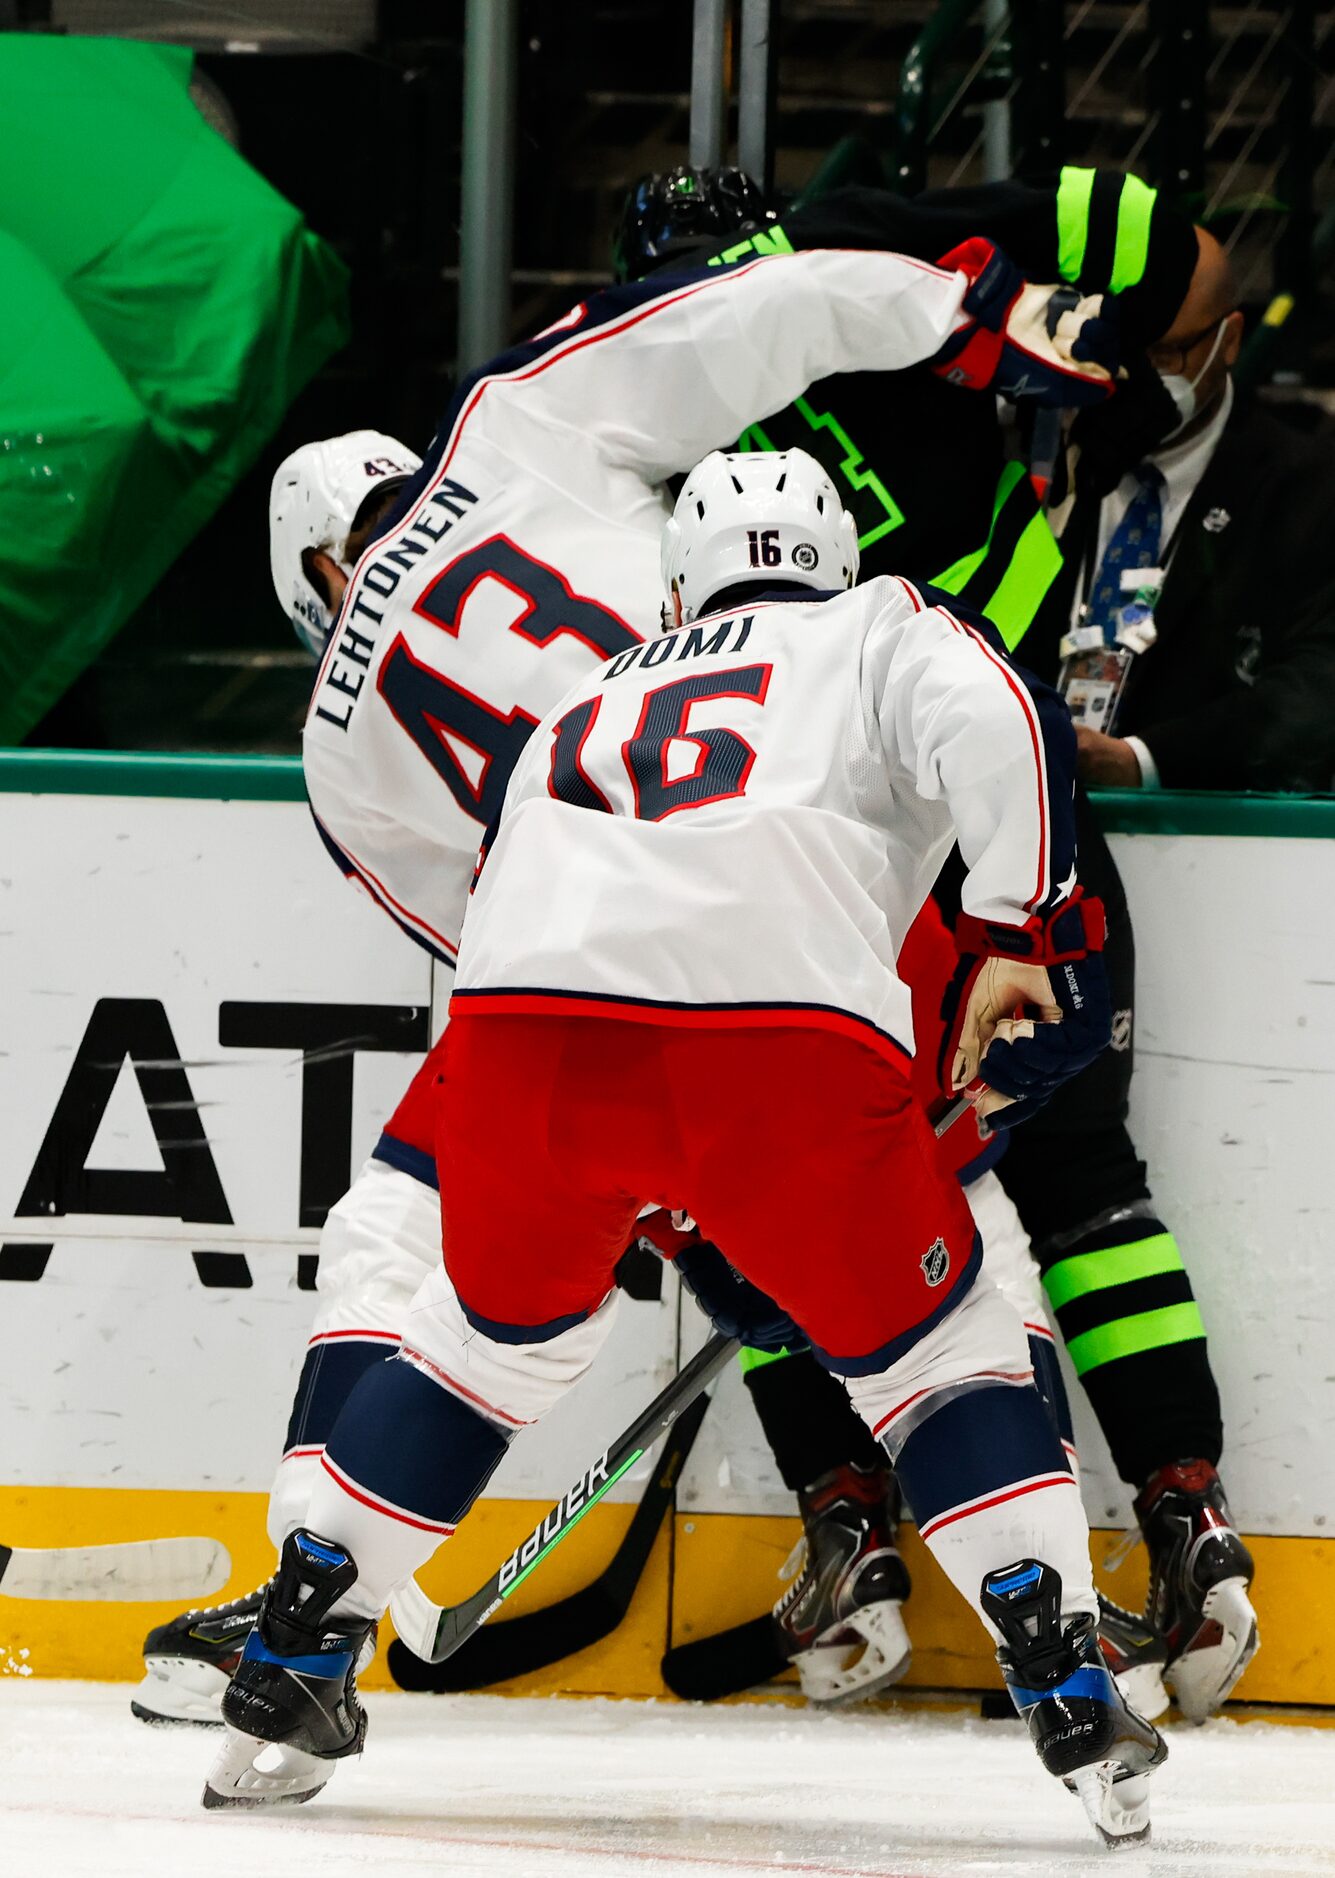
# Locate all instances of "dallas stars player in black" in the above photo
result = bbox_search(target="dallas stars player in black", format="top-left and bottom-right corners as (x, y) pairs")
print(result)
(619, 161), (1257, 1722)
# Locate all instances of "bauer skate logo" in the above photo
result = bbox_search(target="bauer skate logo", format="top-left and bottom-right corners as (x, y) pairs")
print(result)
(497, 1451), (613, 1593)
(921, 1237), (950, 1287)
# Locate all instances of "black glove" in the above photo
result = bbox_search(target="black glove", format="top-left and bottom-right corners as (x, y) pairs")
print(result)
(1071, 351), (1182, 498)
(673, 1240), (806, 1353)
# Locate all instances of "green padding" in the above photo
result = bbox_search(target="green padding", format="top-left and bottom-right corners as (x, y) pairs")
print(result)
(1089, 791), (1335, 840)
(1111, 173), (1157, 291)
(0, 749), (305, 800)
(1043, 1232), (1184, 1311)
(1056, 167), (1096, 282)
(737, 1345), (795, 1375)
(1065, 1302), (1206, 1376)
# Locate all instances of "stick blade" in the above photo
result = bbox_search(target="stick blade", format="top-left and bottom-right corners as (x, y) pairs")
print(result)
(0, 1536), (231, 1602)
(661, 1614), (789, 1701)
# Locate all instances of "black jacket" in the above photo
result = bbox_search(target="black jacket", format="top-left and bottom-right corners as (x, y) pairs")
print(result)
(1023, 397), (1335, 792)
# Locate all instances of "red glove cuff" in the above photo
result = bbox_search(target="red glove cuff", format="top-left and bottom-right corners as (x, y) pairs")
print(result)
(954, 890), (1107, 966)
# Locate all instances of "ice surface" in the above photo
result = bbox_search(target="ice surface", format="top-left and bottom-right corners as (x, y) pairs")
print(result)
(3, 1681), (1334, 1878)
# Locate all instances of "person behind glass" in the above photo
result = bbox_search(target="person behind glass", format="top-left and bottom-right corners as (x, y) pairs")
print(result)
(1041, 227), (1335, 794)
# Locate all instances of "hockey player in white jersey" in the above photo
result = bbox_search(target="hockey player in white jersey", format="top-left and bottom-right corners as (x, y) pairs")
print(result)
(136, 237), (1117, 1726)
(208, 450), (1166, 1846)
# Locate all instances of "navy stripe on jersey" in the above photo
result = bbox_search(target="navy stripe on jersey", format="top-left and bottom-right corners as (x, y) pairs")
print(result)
(901, 576), (1078, 919)
(372, 1131), (439, 1190)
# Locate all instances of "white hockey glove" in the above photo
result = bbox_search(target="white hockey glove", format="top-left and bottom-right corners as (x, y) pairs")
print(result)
(932, 237), (1117, 407)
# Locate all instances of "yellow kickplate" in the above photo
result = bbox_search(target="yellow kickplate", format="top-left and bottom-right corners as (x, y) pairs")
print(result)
(671, 1515), (1335, 1710)
(3, 1486), (1330, 1711)
(0, 1485), (668, 1697)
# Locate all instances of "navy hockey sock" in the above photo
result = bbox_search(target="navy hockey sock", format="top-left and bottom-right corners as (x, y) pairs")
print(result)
(305, 1354), (511, 1618)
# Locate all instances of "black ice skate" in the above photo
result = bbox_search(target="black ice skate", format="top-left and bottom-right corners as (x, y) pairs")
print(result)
(133, 1580), (269, 1726)
(1136, 1458), (1259, 1722)
(982, 1558), (1167, 1848)
(772, 1462), (912, 1703)
(202, 1530), (375, 1810)
(1097, 1591), (1169, 1722)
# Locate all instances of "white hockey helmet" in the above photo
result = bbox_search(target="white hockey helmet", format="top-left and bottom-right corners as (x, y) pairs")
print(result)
(661, 448), (859, 625)
(269, 429), (422, 656)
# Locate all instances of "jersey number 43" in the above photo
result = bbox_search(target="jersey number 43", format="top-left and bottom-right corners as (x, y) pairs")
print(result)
(377, 537), (640, 827)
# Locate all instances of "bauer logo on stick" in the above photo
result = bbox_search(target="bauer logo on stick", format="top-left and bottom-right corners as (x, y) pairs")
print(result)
(921, 1237), (950, 1287)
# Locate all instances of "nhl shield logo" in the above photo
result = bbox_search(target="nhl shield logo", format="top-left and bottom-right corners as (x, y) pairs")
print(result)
(921, 1237), (950, 1287)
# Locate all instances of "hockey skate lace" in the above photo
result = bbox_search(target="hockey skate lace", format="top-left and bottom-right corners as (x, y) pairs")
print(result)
(777, 1537), (807, 1585)
(1103, 1528), (1141, 1573)
(184, 1578), (272, 1622)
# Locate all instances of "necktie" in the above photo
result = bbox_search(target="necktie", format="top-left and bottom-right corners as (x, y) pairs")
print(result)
(1085, 463), (1163, 643)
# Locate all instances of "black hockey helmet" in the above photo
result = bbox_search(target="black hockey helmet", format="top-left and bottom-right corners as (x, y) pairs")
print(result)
(612, 165), (776, 282)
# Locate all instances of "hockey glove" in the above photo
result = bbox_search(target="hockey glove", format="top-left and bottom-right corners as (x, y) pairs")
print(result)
(673, 1240), (806, 1354)
(932, 238), (1116, 408)
(940, 891), (1111, 1129)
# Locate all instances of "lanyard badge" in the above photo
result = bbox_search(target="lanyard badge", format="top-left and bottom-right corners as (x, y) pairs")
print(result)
(1059, 567), (1162, 733)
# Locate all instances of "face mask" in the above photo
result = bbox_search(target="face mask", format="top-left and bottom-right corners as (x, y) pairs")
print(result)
(1156, 318), (1229, 435)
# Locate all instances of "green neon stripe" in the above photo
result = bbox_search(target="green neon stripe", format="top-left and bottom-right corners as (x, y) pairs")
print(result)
(737, 1344), (795, 1375)
(734, 418), (777, 454)
(1056, 167), (1096, 282)
(932, 461), (1026, 597)
(707, 226), (796, 267)
(792, 396), (905, 550)
(980, 510), (1065, 652)
(1065, 1302), (1206, 1375)
(502, 1449), (643, 1600)
(1043, 1232), (1184, 1311)
(1110, 173), (1157, 292)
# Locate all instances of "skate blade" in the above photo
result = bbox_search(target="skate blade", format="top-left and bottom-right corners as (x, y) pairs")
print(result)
(131, 1657), (229, 1727)
(794, 1600), (911, 1705)
(1168, 1577), (1259, 1723)
(1066, 1762), (1152, 1847)
(1113, 1659), (1169, 1724)
(201, 1725), (331, 1810)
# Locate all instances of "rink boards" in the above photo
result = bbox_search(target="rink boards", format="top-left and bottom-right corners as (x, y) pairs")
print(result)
(1, 754), (1332, 1705)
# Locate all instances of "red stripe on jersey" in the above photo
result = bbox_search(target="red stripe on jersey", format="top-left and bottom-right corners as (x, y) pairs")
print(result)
(399, 1345), (532, 1430)
(309, 1328), (401, 1347)
(320, 1452), (458, 1535)
(334, 833), (461, 958)
(918, 1471), (1075, 1540)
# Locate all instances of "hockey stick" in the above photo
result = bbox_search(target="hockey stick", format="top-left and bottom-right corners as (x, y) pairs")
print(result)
(388, 1331), (738, 1668)
(665, 1095), (977, 1702)
(0, 1536), (231, 1602)
(387, 1385), (712, 1691)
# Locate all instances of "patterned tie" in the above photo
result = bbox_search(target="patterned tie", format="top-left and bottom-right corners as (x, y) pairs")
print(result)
(1085, 462), (1164, 643)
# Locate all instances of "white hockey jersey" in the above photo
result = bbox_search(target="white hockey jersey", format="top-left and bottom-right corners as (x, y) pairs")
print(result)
(453, 576), (1078, 1060)
(303, 248), (971, 962)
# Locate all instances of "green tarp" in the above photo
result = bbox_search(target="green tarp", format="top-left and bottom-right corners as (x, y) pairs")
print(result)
(0, 36), (350, 743)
